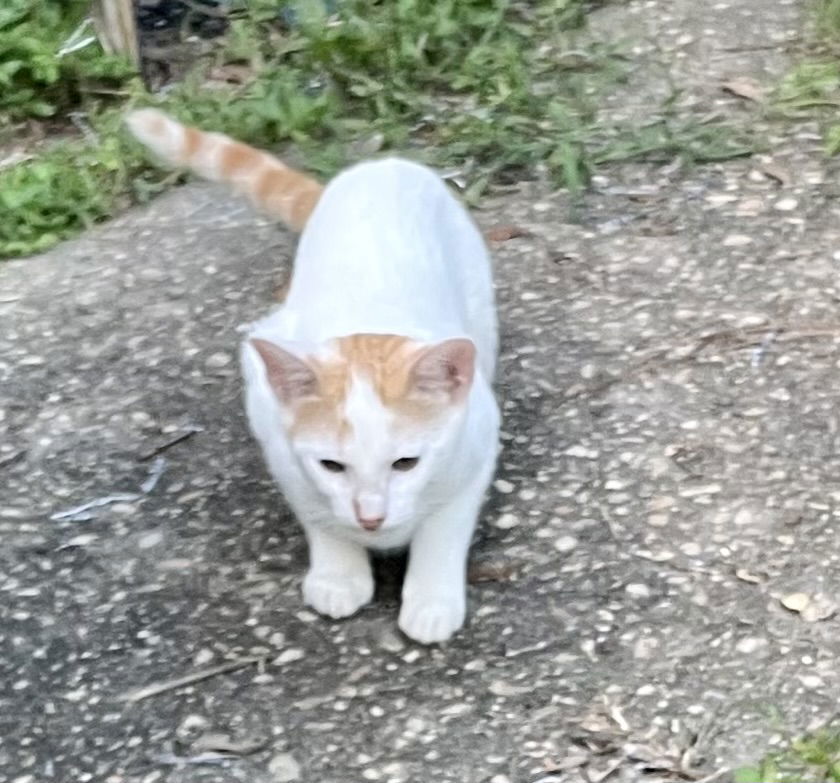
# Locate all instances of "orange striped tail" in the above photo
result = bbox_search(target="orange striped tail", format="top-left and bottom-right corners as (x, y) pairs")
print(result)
(125, 108), (322, 231)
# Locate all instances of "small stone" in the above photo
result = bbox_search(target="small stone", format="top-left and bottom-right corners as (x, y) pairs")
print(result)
(273, 648), (305, 665)
(440, 702), (472, 716)
(735, 637), (766, 654)
(722, 234), (753, 247)
(493, 479), (514, 494)
(488, 680), (530, 697)
(494, 513), (519, 529)
(553, 535), (578, 553)
(799, 674), (823, 689)
(733, 508), (754, 526)
(268, 752), (301, 782)
(565, 444), (598, 459)
(680, 484), (721, 498)
(378, 629), (405, 654)
(780, 592), (810, 613)
(774, 197), (798, 211)
(647, 514), (669, 527)
(193, 648), (215, 666)
(648, 495), (675, 511)
(137, 531), (164, 549)
(205, 351), (232, 369)
(604, 479), (629, 491)
(625, 583), (650, 598)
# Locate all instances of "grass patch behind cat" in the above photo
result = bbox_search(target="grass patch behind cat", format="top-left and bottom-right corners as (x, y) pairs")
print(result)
(1, 0), (752, 258)
(770, 0), (840, 154)
(734, 727), (840, 782)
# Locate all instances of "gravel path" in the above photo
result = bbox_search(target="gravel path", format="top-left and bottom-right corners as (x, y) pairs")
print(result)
(3, 1), (839, 781)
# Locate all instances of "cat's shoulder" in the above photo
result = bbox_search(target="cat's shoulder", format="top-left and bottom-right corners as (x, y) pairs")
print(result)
(326, 157), (446, 196)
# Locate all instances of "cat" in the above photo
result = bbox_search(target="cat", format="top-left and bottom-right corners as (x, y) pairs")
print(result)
(126, 109), (500, 643)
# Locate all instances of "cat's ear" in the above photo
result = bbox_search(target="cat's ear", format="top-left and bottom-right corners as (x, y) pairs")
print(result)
(250, 338), (319, 403)
(408, 338), (476, 403)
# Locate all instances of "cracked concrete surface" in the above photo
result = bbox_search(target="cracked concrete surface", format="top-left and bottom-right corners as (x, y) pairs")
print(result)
(3, 0), (840, 781)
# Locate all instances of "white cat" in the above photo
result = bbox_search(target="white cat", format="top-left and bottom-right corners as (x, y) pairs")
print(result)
(126, 109), (500, 643)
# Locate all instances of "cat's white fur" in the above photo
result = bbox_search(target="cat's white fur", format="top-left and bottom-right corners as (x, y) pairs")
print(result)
(241, 158), (499, 643)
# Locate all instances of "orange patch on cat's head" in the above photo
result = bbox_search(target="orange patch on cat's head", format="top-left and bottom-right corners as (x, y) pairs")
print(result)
(250, 333), (476, 438)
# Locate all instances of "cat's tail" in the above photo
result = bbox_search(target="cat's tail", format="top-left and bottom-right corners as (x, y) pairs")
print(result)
(125, 108), (322, 231)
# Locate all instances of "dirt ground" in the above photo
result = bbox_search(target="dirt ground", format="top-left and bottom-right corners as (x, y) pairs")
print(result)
(3, 0), (840, 781)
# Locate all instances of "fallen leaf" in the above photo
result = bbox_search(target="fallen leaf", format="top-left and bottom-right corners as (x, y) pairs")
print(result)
(721, 77), (765, 102)
(800, 593), (837, 623)
(758, 161), (792, 186)
(485, 225), (529, 242)
(735, 567), (763, 584)
(467, 560), (517, 584)
(207, 64), (254, 84)
(587, 758), (623, 783)
(192, 731), (266, 756)
(607, 702), (630, 732)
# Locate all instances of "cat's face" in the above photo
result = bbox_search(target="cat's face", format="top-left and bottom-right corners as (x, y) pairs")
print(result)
(252, 334), (475, 532)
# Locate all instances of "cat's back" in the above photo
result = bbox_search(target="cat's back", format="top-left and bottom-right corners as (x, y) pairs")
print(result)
(280, 158), (493, 347)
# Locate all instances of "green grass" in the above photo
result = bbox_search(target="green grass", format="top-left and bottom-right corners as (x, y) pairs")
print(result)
(0, 0), (132, 123)
(0, 0), (753, 259)
(735, 728), (840, 782)
(771, 0), (840, 154)
(816, 0), (840, 37)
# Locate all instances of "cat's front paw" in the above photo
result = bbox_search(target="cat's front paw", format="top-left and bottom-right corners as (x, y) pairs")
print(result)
(303, 571), (374, 619)
(398, 594), (466, 645)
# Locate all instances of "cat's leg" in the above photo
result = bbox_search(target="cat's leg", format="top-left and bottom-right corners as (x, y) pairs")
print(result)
(302, 525), (374, 619)
(398, 466), (494, 644)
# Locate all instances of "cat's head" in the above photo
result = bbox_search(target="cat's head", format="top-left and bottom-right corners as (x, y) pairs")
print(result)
(251, 334), (476, 532)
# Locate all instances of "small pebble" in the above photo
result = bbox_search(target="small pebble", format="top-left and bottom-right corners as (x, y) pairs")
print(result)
(494, 513), (519, 529)
(735, 637), (766, 654)
(205, 351), (232, 369)
(553, 535), (578, 553)
(273, 648), (305, 665)
(268, 752), (301, 782)
(722, 234), (753, 247)
(780, 592), (810, 613)
(774, 197), (798, 211)
(799, 674), (823, 689)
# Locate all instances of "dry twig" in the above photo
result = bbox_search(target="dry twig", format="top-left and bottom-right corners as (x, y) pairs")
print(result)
(119, 655), (267, 703)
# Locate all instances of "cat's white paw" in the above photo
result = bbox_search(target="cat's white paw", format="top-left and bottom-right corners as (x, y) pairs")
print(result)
(398, 595), (466, 645)
(303, 571), (374, 619)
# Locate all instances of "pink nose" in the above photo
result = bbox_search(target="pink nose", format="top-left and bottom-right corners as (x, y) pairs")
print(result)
(357, 514), (385, 531)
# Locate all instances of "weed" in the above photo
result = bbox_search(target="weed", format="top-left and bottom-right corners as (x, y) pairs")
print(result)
(815, 0), (840, 37)
(734, 727), (840, 783)
(0, 0), (132, 123)
(1, 0), (753, 258)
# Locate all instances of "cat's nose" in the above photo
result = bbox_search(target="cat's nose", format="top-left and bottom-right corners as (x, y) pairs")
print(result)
(357, 514), (385, 531)
(354, 497), (385, 530)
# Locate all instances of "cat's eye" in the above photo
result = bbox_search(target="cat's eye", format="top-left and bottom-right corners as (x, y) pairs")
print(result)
(392, 457), (420, 472)
(320, 459), (346, 473)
